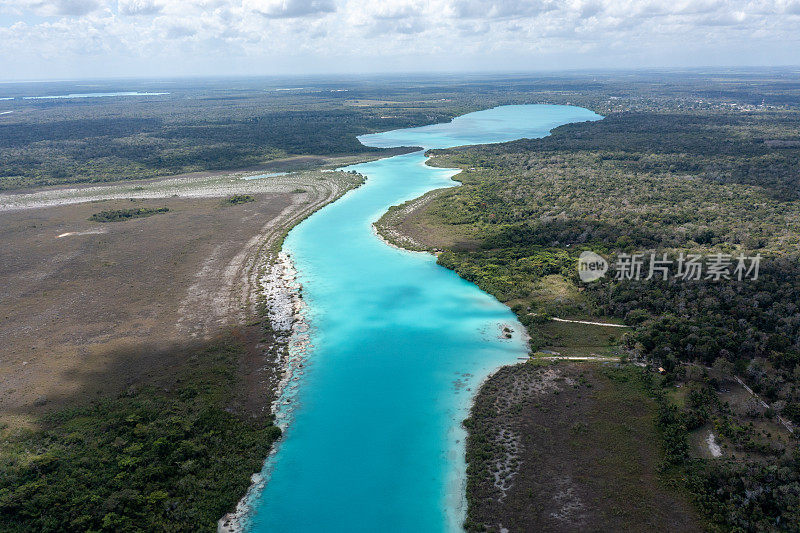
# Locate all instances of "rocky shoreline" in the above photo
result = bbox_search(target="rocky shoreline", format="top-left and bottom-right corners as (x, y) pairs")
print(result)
(219, 251), (311, 532)
(216, 171), (368, 532)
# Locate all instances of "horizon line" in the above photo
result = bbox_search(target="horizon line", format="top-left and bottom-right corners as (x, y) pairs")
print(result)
(2, 64), (800, 85)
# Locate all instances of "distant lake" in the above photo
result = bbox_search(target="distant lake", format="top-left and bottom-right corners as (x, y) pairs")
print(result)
(244, 104), (603, 532)
(21, 92), (169, 100)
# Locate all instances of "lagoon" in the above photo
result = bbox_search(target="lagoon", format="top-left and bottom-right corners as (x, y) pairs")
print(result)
(245, 104), (602, 532)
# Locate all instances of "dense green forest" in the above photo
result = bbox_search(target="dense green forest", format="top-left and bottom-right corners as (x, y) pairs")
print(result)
(419, 78), (800, 531)
(0, 335), (280, 532)
(3, 69), (800, 190)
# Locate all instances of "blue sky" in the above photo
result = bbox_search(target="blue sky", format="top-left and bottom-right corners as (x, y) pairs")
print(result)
(1, 0), (799, 80)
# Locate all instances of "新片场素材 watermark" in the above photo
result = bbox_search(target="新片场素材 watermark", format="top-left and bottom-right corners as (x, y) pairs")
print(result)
(578, 251), (609, 282)
(577, 251), (761, 282)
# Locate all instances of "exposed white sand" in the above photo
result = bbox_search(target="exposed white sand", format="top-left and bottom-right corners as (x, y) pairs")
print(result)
(56, 229), (107, 238)
(706, 431), (723, 457)
(219, 251), (310, 533)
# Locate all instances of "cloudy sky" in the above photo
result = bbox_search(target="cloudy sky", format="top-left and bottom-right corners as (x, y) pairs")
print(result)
(1, 0), (799, 80)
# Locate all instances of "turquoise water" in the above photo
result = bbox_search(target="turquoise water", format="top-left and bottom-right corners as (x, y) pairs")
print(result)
(246, 105), (602, 532)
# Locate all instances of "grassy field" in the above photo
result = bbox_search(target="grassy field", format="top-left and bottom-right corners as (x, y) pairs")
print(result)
(0, 168), (366, 423)
(0, 193), (288, 423)
(535, 320), (627, 358)
(464, 362), (702, 532)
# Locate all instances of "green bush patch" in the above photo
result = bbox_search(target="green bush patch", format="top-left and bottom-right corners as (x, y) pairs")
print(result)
(226, 194), (255, 205)
(89, 207), (169, 222)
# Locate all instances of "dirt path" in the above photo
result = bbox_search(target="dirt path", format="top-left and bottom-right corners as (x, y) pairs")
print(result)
(549, 317), (629, 328)
(734, 376), (795, 434)
(535, 356), (620, 362)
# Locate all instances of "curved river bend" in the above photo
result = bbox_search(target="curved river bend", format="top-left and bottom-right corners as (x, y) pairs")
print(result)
(245, 105), (602, 532)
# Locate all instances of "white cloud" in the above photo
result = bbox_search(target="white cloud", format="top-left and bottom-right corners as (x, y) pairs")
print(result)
(21, 0), (103, 16)
(452, 0), (554, 19)
(245, 0), (335, 18)
(780, 0), (800, 13)
(698, 10), (748, 25)
(164, 22), (194, 37)
(118, 0), (163, 16)
(0, 0), (798, 79)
